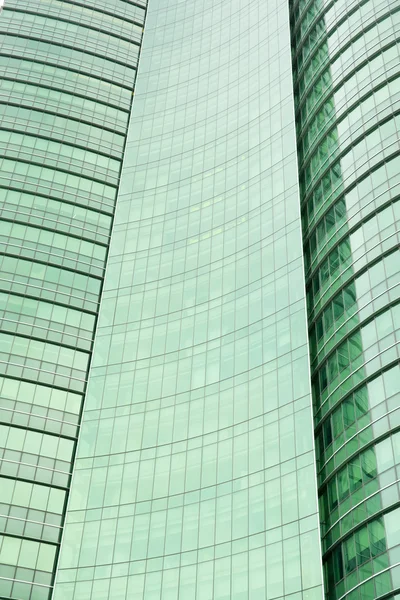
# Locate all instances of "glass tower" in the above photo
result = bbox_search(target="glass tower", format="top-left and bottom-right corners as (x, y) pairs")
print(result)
(53, 0), (324, 597)
(291, 0), (400, 598)
(0, 1), (399, 600)
(0, 0), (147, 598)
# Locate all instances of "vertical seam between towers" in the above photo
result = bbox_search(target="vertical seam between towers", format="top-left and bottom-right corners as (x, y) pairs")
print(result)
(287, 0), (326, 593)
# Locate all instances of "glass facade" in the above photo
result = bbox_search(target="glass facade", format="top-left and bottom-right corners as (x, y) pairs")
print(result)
(0, 0), (147, 598)
(53, 0), (323, 598)
(291, 0), (400, 598)
(1, 1), (400, 599)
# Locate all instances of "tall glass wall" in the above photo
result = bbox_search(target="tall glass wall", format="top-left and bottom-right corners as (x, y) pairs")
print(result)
(291, 0), (400, 598)
(0, 1), (147, 598)
(54, 0), (324, 598)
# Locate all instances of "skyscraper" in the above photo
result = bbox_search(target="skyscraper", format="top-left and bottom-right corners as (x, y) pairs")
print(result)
(0, 0), (148, 598)
(291, 1), (400, 599)
(0, 0), (399, 599)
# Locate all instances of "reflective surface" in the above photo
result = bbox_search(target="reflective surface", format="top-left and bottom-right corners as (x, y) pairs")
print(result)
(54, 0), (324, 598)
(0, 0), (147, 598)
(291, 0), (400, 598)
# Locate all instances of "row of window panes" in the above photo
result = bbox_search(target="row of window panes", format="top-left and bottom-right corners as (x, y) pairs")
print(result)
(0, 448), (71, 488)
(70, 413), (313, 510)
(0, 234), (105, 277)
(54, 0), (146, 23)
(295, 0), (392, 79)
(325, 506), (400, 598)
(293, 0), (363, 38)
(298, 41), (399, 134)
(324, 445), (376, 515)
(0, 57), (133, 110)
(55, 536), (318, 600)
(304, 196), (347, 273)
(11, 0), (144, 41)
(82, 355), (308, 441)
(2, 220), (106, 264)
(335, 76), (400, 151)
(0, 514), (61, 546)
(309, 280), (358, 362)
(312, 250), (400, 364)
(98, 220), (302, 305)
(0, 317), (92, 353)
(0, 363), (84, 395)
(329, 9), (400, 85)
(0, 492), (64, 531)
(305, 174), (400, 280)
(0, 400), (79, 438)
(0, 35), (136, 87)
(0, 448), (74, 480)
(301, 161), (343, 232)
(298, 95), (335, 164)
(68, 459), (316, 539)
(3, 11), (140, 68)
(320, 436), (400, 552)
(0, 423), (73, 466)
(314, 302), (400, 405)
(321, 470), (391, 552)
(0, 259), (101, 313)
(111, 181), (280, 263)
(316, 369), (400, 479)
(320, 381), (400, 475)
(1, 317), (92, 357)
(0, 77), (129, 132)
(309, 199), (400, 313)
(302, 112), (400, 198)
(0, 158), (116, 213)
(0, 576), (51, 600)
(0, 207), (110, 248)
(1, 478), (65, 518)
(296, 11), (399, 103)
(0, 188), (111, 240)
(294, 0), (363, 47)
(99, 243), (302, 325)
(94, 289), (304, 368)
(0, 293), (95, 340)
(0, 204), (107, 246)
(303, 150), (400, 245)
(60, 478), (316, 571)
(318, 403), (400, 486)
(322, 483), (398, 555)
(1, 241), (100, 290)
(0, 379), (82, 428)
(309, 236), (351, 309)
(0, 131), (121, 184)
(87, 343), (309, 416)
(0, 331), (89, 377)
(325, 516), (387, 595)
(1, 103), (125, 155)
(0, 376), (82, 415)
(316, 384), (369, 459)
(299, 75), (400, 174)
(0, 534), (56, 577)
(340, 121), (400, 191)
